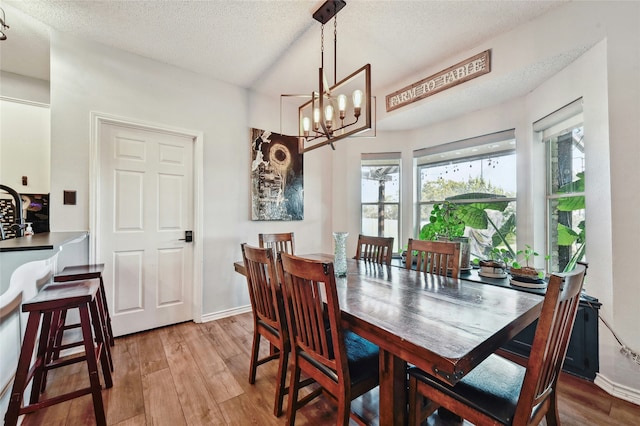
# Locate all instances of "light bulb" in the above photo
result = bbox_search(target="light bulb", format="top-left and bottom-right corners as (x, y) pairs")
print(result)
(352, 89), (363, 118)
(313, 108), (320, 131)
(302, 116), (310, 137)
(352, 90), (363, 107)
(325, 104), (334, 131)
(337, 94), (347, 120)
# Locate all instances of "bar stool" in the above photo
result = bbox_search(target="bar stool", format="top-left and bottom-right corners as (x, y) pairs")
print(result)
(4, 280), (112, 426)
(53, 264), (114, 347)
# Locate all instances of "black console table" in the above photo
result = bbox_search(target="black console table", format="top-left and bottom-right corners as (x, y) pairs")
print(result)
(391, 259), (601, 381)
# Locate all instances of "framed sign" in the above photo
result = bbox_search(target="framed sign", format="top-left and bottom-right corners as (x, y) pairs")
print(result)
(386, 50), (491, 112)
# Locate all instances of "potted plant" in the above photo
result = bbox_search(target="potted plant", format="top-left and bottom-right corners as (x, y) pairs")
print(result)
(478, 248), (512, 278)
(419, 201), (471, 271)
(509, 244), (548, 285)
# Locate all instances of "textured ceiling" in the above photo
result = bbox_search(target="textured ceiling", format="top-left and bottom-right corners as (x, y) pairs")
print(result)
(0, 0), (578, 131)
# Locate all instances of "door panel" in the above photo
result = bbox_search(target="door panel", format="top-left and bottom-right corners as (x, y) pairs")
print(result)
(100, 122), (194, 336)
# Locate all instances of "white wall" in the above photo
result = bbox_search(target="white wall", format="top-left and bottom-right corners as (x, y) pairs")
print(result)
(0, 71), (50, 104)
(0, 98), (50, 193)
(334, 1), (640, 401)
(49, 32), (330, 316)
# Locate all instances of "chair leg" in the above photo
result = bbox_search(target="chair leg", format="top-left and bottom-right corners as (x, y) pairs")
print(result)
(248, 330), (261, 384)
(285, 363), (302, 426)
(336, 392), (351, 426)
(274, 349), (289, 417)
(545, 390), (561, 426)
(408, 375), (420, 426)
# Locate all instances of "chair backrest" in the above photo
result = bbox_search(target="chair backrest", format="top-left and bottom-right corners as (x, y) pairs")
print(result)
(241, 243), (286, 333)
(513, 262), (588, 425)
(354, 234), (394, 266)
(278, 252), (350, 388)
(406, 238), (461, 278)
(259, 232), (295, 255)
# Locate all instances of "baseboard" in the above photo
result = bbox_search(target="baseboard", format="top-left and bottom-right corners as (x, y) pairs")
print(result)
(200, 305), (252, 323)
(594, 373), (640, 405)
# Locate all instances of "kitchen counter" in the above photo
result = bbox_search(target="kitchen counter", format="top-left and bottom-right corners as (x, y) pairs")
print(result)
(0, 232), (88, 252)
(0, 232), (89, 295)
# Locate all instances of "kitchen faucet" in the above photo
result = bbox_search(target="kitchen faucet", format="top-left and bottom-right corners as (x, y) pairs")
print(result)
(0, 184), (24, 238)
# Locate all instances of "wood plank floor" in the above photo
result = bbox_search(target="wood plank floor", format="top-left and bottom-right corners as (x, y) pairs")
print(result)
(16, 312), (640, 425)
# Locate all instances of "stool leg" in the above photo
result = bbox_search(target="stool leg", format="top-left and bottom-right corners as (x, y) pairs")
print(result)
(99, 276), (115, 346)
(93, 284), (114, 372)
(4, 312), (42, 426)
(79, 304), (107, 426)
(89, 297), (113, 387)
(51, 309), (69, 360)
(41, 308), (67, 392)
(29, 311), (52, 404)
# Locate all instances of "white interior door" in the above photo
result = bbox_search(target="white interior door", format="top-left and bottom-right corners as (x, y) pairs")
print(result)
(99, 122), (194, 336)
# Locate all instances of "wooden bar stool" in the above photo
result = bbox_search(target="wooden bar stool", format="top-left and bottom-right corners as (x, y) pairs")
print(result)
(53, 264), (114, 347)
(4, 280), (113, 426)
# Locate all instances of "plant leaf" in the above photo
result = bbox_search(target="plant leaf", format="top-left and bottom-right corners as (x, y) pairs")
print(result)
(557, 223), (579, 246)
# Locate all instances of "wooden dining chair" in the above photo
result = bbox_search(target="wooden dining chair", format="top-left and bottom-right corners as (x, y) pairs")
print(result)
(406, 238), (461, 277)
(407, 262), (588, 426)
(278, 252), (380, 426)
(259, 232), (295, 255)
(354, 234), (394, 266)
(240, 243), (291, 417)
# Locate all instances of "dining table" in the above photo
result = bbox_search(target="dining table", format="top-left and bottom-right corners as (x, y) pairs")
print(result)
(234, 254), (545, 425)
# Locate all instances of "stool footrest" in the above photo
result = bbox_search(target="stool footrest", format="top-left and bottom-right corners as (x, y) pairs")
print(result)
(45, 353), (88, 371)
(18, 386), (95, 415)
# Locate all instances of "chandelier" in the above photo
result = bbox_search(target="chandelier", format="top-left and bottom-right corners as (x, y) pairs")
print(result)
(293, 0), (372, 153)
(0, 8), (9, 41)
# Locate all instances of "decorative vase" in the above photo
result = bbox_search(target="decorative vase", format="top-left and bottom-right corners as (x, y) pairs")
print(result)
(333, 232), (349, 277)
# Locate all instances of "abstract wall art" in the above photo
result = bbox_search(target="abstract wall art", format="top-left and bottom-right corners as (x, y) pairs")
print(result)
(250, 128), (303, 220)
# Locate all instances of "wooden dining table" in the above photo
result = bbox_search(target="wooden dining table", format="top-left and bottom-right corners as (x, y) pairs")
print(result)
(234, 254), (544, 425)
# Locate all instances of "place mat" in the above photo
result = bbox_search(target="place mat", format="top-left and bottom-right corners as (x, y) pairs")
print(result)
(479, 270), (508, 279)
(510, 277), (547, 289)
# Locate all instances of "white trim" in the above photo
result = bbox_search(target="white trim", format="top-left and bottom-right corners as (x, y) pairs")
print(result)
(201, 305), (252, 323)
(594, 373), (640, 406)
(0, 96), (49, 108)
(89, 111), (205, 326)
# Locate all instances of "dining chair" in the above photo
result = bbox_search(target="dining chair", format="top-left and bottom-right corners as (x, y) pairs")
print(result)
(259, 232), (295, 255)
(278, 252), (380, 426)
(354, 234), (394, 266)
(407, 262), (588, 426)
(240, 243), (291, 417)
(406, 238), (461, 277)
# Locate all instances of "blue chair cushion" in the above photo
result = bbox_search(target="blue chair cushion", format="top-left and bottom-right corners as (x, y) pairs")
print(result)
(409, 354), (525, 425)
(299, 329), (379, 385)
(344, 330), (379, 386)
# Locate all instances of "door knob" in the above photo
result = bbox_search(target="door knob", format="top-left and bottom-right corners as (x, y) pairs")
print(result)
(179, 230), (193, 242)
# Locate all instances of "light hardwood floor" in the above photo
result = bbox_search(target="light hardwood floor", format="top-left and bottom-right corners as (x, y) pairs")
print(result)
(16, 313), (640, 425)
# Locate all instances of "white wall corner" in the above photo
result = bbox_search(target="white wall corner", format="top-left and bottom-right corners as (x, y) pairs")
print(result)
(201, 305), (252, 323)
(594, 373), (640, 406)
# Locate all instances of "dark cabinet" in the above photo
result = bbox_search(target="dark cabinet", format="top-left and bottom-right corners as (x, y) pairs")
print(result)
(501, 298), (600, 381)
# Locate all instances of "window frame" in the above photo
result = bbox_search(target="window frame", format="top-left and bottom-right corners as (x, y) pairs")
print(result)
(413, 130), (517, 262)
(360, 153), (401, 254)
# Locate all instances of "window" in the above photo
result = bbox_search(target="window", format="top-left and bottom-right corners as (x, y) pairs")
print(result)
(537, 99), (585, 273)
(361, 153), (401, 253)
(415, 130), (517, 262)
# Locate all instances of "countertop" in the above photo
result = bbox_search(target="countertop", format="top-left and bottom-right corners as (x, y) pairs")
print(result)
(0, 232), (89, 253)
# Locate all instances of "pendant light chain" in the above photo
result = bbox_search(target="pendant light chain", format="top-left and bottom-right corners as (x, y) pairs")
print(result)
(320, 23), (325, 71)
(333, 15), (338, 86)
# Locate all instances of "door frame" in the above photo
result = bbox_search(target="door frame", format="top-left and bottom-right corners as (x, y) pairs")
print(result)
(89, 111), (204, 323)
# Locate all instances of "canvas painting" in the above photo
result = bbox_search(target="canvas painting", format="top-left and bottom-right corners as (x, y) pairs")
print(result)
(250, 128), (303, 220)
